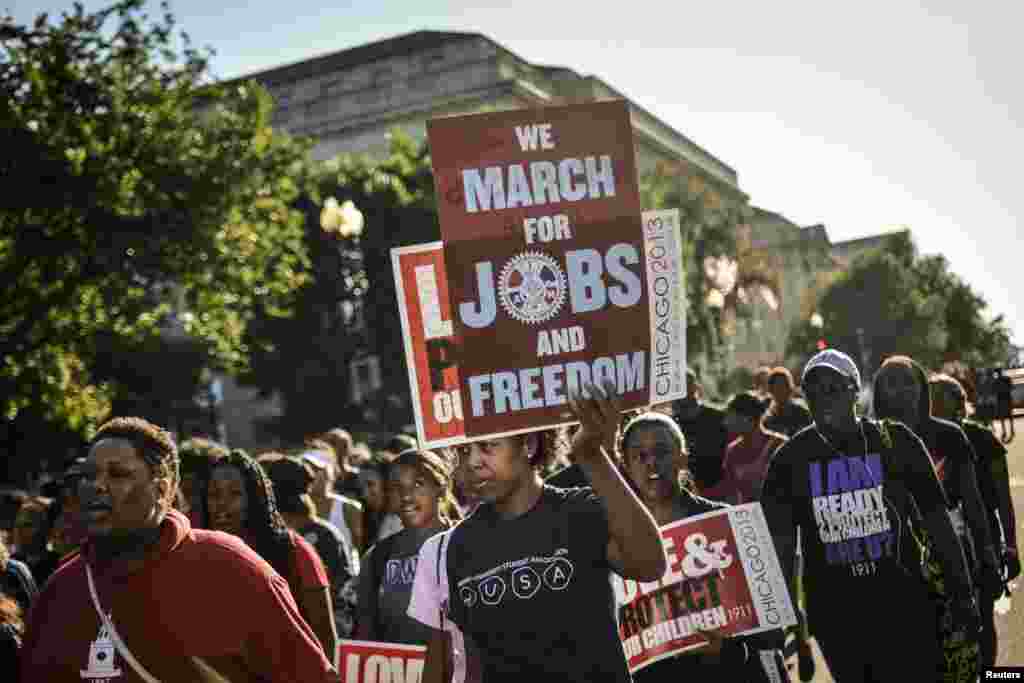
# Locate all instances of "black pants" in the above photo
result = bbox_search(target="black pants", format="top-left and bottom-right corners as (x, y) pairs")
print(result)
(814, 606), (941, 683)
(980, 596), (997, 668)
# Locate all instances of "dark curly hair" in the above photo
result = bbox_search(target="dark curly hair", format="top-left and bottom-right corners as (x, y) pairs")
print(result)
(208, 449), (294, 583)
(91, 417), (179, 507)
(727, 391), (772, 420)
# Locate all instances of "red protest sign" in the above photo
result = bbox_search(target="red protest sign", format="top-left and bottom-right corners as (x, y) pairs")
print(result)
(393, 210), (685, 448)
(425, 101), (682, 440)
(337, 640), (425, 683)
(612, 503), (796, 674)
(392, 242), (465, 447)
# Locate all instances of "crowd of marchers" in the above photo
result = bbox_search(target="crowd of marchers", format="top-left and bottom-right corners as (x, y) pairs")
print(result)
(0, 350), (1017, 683)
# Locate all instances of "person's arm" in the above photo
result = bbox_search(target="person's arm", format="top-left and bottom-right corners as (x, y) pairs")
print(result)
(755, 445), (796, 651)
(244, 572), (336, 682)
(343, 499), (366, 556)
(422, 627), (454, 683)
(291, 534), (338, 659)
(986, 432), (1020, 580)
(316, 530), (343, 591)
(569, 378), (666, 582)
(407, 535), (461, 683)
(955, 432), (1002, 596)
(299, 585), (338, 664)
(897, 427), (978, 620)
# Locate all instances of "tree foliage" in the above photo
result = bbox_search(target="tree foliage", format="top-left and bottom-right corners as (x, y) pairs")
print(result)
(0, 0), (313, 436)
(241, 131), (438, 441)
(786, 231), (1012, 375)
(639, 160), (763, 382)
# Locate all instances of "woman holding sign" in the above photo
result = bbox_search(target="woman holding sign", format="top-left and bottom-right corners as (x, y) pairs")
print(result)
(415, 378), (667, 683)
(619, 411), (789, 682)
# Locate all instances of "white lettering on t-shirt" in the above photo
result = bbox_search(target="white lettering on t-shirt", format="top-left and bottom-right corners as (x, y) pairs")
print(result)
(456, 549), (575, 606)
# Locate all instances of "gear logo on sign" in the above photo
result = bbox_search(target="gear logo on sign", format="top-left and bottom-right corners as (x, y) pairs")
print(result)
(498, 251), (567, 324)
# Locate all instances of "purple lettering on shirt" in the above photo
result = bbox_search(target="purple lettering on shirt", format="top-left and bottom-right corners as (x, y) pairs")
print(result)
(826, 459), (851, 495)
(809, 462), (824, 498)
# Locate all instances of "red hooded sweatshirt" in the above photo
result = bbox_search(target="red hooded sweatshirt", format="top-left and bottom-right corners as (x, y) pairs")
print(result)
(19, 509), (336, 682)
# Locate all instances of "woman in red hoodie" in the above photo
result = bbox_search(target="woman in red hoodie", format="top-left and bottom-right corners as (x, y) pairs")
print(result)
(19, 417), (336, 682)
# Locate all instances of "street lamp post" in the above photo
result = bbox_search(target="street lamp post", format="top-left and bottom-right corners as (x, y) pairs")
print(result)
(319, 197), (366, 332)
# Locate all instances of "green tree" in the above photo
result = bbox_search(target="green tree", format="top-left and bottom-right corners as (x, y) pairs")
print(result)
(787, 232), (1011, 376)
(0, 0), (313, 441)
(640, 161), (767, 384)
(241, 131), (438, 440)
(914, 252), (1012, 368)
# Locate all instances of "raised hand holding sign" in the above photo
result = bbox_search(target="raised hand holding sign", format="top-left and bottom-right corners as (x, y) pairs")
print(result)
(567, 377), (621, 463)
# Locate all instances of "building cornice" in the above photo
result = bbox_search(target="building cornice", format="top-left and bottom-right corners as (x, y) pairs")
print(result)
(224, 30), (484, 88)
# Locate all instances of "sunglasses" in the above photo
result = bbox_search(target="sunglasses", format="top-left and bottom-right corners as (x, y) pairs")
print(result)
(804, 381), (856, 401)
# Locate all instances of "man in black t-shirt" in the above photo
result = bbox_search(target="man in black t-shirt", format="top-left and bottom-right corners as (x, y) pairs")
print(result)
(760, 349), (980, 683)
(672, 369), (729, 491)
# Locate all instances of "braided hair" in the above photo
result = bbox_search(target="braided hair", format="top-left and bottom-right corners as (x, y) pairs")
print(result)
(210, 449), (294, 582)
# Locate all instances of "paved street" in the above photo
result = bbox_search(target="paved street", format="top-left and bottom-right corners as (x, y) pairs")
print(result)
(786, 417), (1023, 681)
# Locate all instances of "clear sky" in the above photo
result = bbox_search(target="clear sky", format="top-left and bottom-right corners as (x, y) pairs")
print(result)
(9, 0), (1023, 346)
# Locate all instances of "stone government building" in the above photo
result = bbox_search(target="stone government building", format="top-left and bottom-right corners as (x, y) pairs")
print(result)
(215, 29), (894, 446)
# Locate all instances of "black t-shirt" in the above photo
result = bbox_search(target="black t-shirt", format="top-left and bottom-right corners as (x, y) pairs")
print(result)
(336, 472), (365, 504)
(445, 485), (629, 683)
(760, 420), (948, 628)
(997, 376), (1013, 403)
(545, 464), (588, 489)
(763, 399), (813, 438)
(912, 417), (977, 509)
(359, 526), (440, 646)
(674, 404), (729, 488)
(299, 518), (347, 589)
(961, 420), (1008, 546)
